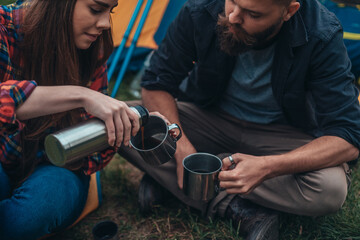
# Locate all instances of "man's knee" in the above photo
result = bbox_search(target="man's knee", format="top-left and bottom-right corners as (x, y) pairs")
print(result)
(299, 167), (348, 216)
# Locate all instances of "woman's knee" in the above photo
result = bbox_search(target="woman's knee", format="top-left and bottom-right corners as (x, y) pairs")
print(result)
(0, 165), (90, 239)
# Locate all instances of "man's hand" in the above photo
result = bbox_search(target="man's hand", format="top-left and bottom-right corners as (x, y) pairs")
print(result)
(219, 153), (271, 195)
(174, 136), (197, 189)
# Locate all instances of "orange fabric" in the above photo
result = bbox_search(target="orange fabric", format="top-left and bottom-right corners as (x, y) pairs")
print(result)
(111, 0), (169, 49)
(68, 173), (100, 228)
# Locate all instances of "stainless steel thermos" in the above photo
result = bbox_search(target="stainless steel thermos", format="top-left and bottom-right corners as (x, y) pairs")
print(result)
(44, 105), (149, 167)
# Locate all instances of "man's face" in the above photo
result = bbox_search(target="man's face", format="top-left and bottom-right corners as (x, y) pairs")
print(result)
(217, 0), (292, 55)
(73, 0), (118, 49)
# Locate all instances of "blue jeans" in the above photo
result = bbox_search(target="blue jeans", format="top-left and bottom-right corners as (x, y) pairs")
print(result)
(0, 163), (89, 240)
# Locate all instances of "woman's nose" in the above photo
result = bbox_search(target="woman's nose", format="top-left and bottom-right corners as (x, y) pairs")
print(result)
(97, 14), (111, 30)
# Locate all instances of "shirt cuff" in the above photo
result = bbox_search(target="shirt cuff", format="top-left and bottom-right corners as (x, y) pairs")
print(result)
(0, 80), (37, 131)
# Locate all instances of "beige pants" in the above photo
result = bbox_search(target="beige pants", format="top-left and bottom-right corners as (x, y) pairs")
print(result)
(120, 101), (351, 217)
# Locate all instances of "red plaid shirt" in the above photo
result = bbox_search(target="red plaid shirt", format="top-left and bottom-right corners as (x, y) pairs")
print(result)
(0, 1), (115, 175)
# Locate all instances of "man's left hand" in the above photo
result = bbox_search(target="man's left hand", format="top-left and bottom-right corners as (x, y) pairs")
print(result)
(218, 153), (271, 195)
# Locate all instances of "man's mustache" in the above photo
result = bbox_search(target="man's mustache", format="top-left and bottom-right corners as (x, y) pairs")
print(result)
(217, 13), (256, 45)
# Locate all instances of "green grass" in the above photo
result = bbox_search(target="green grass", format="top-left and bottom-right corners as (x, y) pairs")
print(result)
(47, 73), (360, 240)
(1, 0), (359, 236)
(50, 153), (360, 240)
(0, 0), (15, 5)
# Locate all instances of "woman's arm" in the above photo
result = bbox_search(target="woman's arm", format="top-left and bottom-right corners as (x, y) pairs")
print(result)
(16, 85), (140, 148)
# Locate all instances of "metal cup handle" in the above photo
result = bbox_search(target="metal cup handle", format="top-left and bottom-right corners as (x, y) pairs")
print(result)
(168, 123), (182, 142)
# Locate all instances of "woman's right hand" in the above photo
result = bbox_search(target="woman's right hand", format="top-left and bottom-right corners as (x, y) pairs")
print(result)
(82, 89), (140, 148)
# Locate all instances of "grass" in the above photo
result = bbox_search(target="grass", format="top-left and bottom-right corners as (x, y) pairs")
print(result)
(0, 0), (15, 5)
(1, 0), (359, 237)
(47, 73), (360, 240)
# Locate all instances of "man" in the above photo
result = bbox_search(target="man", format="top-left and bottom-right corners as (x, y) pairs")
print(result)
(120, 0), (360, 239)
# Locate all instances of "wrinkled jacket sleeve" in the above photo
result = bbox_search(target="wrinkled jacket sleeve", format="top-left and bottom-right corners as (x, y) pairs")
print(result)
(81, 64), (116, 175)
(141, 1), (197, 97)
(308, 29), (360, 150)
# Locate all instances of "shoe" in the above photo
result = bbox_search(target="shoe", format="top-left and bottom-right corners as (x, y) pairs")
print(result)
(138, 174), (171, 214)
(225, 196), (279, 240)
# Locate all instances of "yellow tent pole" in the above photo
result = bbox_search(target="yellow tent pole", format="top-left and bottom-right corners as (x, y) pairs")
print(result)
(344, 32), (360, 40)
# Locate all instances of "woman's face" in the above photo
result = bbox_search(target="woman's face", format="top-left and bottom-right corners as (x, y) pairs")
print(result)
(73, 0), (118, 49)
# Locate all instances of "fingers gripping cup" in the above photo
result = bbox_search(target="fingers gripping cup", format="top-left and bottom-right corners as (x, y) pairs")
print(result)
(130, 115), (182, 166)
(183, 153), (222, 202)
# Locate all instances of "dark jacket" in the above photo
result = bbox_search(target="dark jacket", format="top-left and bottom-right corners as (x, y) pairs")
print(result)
(141, 0), (360, 150)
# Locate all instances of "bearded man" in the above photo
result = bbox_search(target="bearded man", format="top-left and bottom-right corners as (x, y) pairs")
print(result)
(120, 0), (360, 239)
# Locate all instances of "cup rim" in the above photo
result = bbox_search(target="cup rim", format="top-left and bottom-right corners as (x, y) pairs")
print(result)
(182, 152), (223, 174)
(129, 115), (168, 152)
(92, 220), (118, 238)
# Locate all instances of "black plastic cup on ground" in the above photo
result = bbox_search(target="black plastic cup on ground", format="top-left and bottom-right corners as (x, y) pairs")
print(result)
(92, 220), (118, 240)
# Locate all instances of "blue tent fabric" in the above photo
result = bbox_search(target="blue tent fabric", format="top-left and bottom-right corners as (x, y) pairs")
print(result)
(154, 0), (187, 46)
(107, 0), (187, 76)
(107, 47), (151, 73)
(320, 0), (360, 83)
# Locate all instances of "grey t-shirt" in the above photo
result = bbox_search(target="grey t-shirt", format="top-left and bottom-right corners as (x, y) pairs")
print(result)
(218, 44), (286, 124)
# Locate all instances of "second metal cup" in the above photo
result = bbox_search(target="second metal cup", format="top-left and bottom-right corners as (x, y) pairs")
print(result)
(183, 153), (222, 202)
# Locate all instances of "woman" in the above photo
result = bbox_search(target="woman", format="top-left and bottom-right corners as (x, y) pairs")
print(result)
(0, 0), (139, 239)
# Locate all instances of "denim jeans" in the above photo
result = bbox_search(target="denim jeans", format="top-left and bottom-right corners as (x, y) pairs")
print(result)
(0, 163), (89, 240)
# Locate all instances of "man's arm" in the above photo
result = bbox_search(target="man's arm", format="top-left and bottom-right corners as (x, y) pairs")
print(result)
(142, 88), (196, 189)
(140, 2), (199, 189)
(219, 135), (358, 194)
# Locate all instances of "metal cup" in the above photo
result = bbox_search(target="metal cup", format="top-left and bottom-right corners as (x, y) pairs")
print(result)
(130, 115), (182, 166)
(183, 153), (222, 201)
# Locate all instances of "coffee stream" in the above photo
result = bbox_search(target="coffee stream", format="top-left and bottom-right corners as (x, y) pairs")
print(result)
(141, 126), (145, 150)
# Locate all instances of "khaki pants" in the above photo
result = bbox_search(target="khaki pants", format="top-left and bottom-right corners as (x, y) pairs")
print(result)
(120, 101), (351, 217)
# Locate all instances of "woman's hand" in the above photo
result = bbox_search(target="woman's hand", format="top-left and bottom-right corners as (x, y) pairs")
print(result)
(82, 90), (139, 148)
(15, 85), (140, 148)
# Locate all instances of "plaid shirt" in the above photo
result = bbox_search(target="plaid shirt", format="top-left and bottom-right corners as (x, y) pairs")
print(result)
(0, 1), (115, 175)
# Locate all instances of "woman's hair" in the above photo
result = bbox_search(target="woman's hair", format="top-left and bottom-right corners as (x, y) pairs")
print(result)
(12, 0), (113, 185)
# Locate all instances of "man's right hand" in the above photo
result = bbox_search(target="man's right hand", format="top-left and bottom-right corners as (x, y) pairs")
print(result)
(174, 136), (197, 189)
(141, 89), (197, 189)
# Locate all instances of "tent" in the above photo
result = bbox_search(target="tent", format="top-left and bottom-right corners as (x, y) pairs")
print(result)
(108, 0), (187, 97)
(320, 0), (360, 84)
(108, 0), (186, 72)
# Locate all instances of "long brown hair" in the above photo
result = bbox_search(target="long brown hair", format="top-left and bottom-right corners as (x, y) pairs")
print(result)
(11, 0), (113, 185)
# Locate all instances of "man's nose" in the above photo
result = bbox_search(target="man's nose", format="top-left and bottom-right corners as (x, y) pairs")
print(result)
(228, 6), (243, 25)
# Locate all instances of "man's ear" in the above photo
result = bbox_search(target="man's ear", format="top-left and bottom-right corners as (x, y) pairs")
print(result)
(283, 1), (300, 21)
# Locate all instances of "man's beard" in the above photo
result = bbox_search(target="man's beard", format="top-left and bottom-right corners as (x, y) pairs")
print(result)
(216, 12), (283, 55)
